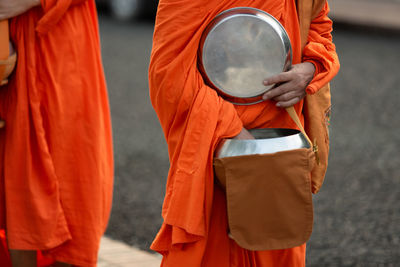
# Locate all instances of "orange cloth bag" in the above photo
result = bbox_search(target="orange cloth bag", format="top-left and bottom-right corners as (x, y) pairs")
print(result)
(214, 107), (316, 251)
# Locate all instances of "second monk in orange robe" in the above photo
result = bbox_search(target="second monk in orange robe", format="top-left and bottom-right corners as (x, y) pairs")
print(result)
(149, 0), (339, 266)
(0, 0), (113, 266)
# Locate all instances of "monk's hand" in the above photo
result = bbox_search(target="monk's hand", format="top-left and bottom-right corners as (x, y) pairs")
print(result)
(233, 128), (255, 140)
(262, 62), (315, 108)
(0, 0), (41, 20)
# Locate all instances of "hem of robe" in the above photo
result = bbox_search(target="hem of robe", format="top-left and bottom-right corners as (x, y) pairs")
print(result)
(43, 252), (97, 267)
(6, 235), (70, 252)
(0, 244), (97, 267)
(0, 230), (98, 267)
(5, 202), (72, 250)
(154, 185), (307, 267)
(2, 234), (97, 267)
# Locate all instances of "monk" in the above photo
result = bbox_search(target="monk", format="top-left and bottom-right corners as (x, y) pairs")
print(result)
(0, 0), (113, 266)
(149, 0), (340, 266)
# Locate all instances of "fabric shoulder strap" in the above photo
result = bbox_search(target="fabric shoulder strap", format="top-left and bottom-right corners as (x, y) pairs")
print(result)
(297, 0), (326, 50)
(285, 106), (312, 145)
(295, 0), (332, 194)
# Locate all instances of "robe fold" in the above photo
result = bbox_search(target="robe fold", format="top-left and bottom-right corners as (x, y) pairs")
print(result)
(0, 0), (113, 266)
(150, 0), (339, 266)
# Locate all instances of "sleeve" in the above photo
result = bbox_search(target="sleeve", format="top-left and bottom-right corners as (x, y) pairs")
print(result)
(303, 1), (340, 94)
(36, 0), (88, 35)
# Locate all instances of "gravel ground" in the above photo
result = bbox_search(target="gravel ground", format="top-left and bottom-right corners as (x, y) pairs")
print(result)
(98, 14), (400, 266)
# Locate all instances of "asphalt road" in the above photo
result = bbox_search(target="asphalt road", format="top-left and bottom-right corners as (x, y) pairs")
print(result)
(98, 14), (400, 266)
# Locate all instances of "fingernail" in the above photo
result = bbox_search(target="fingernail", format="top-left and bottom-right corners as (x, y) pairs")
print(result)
(262, 95), (268, 100)
(263, 80), (269, 85)
(276, 103), (281, 107)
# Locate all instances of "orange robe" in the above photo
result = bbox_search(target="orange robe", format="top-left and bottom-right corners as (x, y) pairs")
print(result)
(149, 0), (339, 266)
(0, 0), (113, 266)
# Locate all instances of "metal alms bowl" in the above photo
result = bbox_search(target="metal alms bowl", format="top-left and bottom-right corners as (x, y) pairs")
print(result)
(214, 128), (310, 159)
(198, 7), (292, 104)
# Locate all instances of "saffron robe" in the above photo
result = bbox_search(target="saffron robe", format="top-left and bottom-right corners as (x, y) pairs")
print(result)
(0, 0), (113, 266)
(149, 0), (339, 266)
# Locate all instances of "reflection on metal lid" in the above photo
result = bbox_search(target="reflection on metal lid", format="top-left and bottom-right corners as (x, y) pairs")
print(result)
(199, 7), (292, 102)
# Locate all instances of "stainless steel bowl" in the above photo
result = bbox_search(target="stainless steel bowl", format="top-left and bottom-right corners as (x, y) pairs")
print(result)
(214, 128), (310, 159)
(198, 7), (292, 104)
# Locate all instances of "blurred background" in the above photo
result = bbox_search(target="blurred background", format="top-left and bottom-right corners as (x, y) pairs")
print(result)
(95, 0), (400, 266)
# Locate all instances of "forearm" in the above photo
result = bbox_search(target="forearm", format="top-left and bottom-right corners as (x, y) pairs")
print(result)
(0, 0), (41, 20)
(0, 0), (86, 20)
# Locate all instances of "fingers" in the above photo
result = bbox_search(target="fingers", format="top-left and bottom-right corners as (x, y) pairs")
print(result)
(273, 89), (303, 102)
(275, 96), (302, 108)
(261, 81), (305, 108)
(263, 71), (292, 86)
(262, 69), (297, 100)
(270, 89), (305, 107)
(262, 81), (295, 100)
(261, 66), (308, 107)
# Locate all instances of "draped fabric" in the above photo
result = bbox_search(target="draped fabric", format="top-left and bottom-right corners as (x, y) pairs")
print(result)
(0, 1), (113, 266)
(149, 0), (339, 266)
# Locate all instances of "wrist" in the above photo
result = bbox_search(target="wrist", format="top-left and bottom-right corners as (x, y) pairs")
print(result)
(304, 61), (316, 77)
(302, 61), (319, 95)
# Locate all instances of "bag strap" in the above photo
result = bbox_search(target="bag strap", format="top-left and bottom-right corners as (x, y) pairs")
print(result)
(285, 106), (312, 145)
(297, 0), (327, 50)
(285, 107), (319, 163)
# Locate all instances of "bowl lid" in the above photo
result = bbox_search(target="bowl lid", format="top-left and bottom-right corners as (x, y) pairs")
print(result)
(199, 7), (292, 100)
